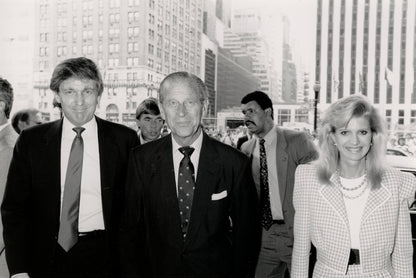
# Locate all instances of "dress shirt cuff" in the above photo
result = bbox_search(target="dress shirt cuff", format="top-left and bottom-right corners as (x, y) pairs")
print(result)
(11, 273), (30, 278)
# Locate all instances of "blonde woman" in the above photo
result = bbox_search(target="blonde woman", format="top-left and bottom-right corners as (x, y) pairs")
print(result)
(292, 95), (416, 277)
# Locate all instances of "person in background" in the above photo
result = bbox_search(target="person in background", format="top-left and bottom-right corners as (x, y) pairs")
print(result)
(135, 97), (164, 144)
(11, 108), (43, 134)
(221, 128), (235, 147)
(1, 57), (139, 278)
(240, 91), (318, 278)
(0, 77), (18, 278)
(236, 129), (252, 151)
(119, 72), (258, 277)
(292, 95), (416, 277)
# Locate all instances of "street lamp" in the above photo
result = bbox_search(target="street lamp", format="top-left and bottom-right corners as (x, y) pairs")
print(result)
(313, 82), (320, 133)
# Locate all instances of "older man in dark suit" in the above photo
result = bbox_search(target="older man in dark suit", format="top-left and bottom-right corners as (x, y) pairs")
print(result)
(1, 57), (139, 278)
(120, 72), (259, 277)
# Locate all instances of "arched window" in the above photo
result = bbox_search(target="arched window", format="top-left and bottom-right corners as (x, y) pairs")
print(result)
(106, 104), (119, 122)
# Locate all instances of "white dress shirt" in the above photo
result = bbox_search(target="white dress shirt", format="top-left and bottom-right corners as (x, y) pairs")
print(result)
(252, 125), (284, 220)
(60, 117), (104, 232)
(172, 130), (203, 194)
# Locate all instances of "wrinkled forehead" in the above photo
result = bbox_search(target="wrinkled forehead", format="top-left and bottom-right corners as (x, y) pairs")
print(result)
(161, 78), (204, 99)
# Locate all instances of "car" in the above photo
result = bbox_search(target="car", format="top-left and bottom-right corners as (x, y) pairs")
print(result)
(386, 154), (416, 274)
(386, 148), (409, 157)
(386, 155), (416, 175)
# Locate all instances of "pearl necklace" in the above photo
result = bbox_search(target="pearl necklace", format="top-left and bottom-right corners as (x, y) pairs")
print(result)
(336, 169), (367, 191)
(335, 170), (369, 200)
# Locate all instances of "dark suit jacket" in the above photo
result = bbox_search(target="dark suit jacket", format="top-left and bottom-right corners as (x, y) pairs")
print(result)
(240, 127), (318, 241)
(236, 135), (249, 150)
(119, 132), (259, 277)
(1, 117), (139, 276)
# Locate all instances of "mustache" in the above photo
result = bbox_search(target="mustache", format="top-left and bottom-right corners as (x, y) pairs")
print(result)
(244, 120), (255, 126)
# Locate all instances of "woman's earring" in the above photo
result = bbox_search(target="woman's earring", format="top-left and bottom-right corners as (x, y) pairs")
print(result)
(334, 143), (337, 146)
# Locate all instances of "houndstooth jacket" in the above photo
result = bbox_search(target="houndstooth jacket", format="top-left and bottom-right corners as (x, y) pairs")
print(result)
(292, 164), (416, 278)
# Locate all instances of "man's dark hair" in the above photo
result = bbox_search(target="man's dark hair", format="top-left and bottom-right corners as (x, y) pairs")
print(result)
(136, 97), (161, 120)
(0, 77), (14, 119)
(241, 91), (274, 119)
(49, 57), (103, 95)
(11, 108), (40, 134)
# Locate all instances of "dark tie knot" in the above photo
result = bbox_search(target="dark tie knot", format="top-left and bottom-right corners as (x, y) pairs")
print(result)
(179, 146), (194, 157)
(72, 127), (85, 137)
(259, 138), (265, 145)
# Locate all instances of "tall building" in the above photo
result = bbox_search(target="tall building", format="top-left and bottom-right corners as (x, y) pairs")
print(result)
(33, 0), (203, 125)
(0, 1), (35, 115)
(224, 8), (276, 99)
(315, 0), (416, 130)
(216, 48), (260, 111)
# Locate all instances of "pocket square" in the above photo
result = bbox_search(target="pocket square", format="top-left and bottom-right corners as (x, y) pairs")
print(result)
(211, 190), (227, 201)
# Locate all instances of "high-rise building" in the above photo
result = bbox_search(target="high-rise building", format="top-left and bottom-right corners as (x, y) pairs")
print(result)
(216, 48), (260, 111)
(33, 0), (203, 125)
(315, 0), (416, 130)
(224, 8), (276, 99)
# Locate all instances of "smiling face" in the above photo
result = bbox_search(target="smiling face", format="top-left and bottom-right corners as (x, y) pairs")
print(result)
(160, 81), (205, 146)
(331, 116), (372, 168)
(54, 77), (101, 126)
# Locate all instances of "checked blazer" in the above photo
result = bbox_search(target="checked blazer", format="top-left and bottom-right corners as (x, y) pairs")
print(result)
(292, 164), (416, 278)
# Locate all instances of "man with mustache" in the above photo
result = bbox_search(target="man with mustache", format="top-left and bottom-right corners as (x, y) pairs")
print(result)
(240, 91), (318, 278)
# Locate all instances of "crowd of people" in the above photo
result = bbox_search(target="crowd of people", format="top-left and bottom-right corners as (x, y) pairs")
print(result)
(0, 56), (415, 278)
(387, 133), (416, 157)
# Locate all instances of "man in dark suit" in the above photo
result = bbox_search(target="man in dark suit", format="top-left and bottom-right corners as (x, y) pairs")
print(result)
(0, 77), (18, 278)
(119, 72), (259, 277)
(1, 57), (139, 278)
(240, 91), (318, 278)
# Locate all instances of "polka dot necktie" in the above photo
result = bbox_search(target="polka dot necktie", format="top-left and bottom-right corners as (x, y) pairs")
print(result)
(58, 127), (85, 252)
(259, 138), (273, 230)
(178, 146), (196, 238)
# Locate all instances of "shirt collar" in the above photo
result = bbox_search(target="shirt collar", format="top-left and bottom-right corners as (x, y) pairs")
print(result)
(256, 125), (277, 146)
(172, 129), (203, 155)
(62, 116), (97, 138)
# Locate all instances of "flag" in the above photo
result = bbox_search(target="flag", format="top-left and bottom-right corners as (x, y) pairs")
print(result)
(333, 71), (339, 94)
(359, 71), (365, 93)
(385, 67), (394, 86)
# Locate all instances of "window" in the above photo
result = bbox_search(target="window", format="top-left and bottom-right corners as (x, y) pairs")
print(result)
(277, 109), (291, 126)
(398, 110), (404, 125)
(148, 44), (154, 54)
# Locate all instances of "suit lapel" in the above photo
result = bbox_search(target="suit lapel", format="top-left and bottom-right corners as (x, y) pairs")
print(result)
(186, 133), (221, 244)
(153, 136), (184, 247)
(361, 182), (391, 225)
(43, 120), (64, 227)
(320, 175), (350, 229)
(96, 117), (118, 227)
(275, 128), (289, 201)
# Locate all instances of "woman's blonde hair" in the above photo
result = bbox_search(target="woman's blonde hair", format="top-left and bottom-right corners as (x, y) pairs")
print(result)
(316, 95), (387, 188)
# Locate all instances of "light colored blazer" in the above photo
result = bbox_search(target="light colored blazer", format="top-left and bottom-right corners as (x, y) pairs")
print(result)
(240, 126), (318, 239)
(292, 164), (416, 278)
(0, 124), (17, 252)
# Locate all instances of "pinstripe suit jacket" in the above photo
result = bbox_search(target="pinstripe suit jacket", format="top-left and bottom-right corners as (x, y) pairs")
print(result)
(292, 164), (416, 277)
